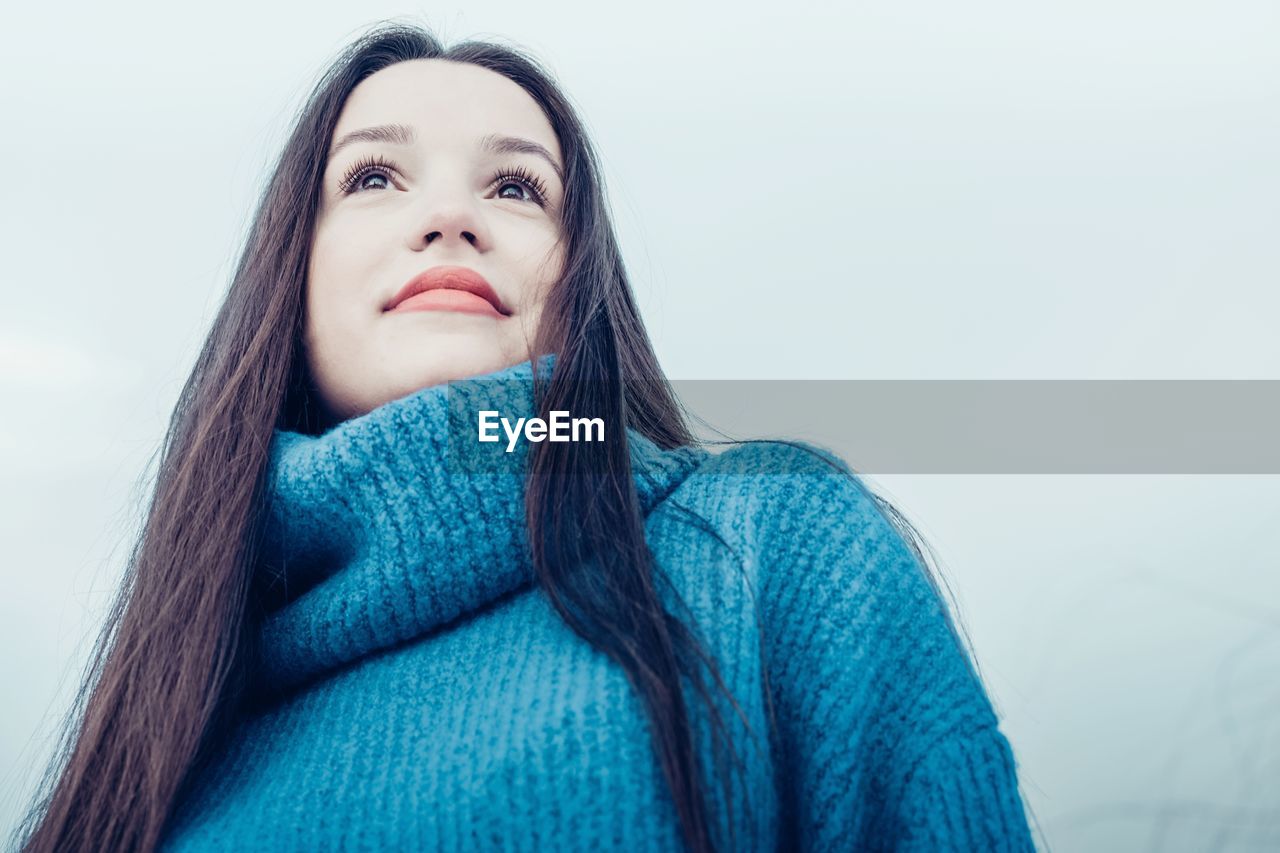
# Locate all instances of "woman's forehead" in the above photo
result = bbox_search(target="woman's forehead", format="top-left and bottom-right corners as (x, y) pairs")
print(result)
(332, 59), (560, 159)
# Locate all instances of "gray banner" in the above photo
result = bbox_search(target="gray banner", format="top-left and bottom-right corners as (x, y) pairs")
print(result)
(442, 378), (1280, 474)
(670, 379), (1280, 474)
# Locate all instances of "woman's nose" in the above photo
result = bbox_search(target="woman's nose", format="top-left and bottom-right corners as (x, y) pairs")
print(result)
(425, 228), (477, 247)
(410, 186), (490, 252)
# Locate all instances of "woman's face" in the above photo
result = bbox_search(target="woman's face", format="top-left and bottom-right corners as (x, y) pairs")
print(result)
(306, 59), (566, 425)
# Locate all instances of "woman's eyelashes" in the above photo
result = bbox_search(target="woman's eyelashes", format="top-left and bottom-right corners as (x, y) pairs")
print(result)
(336, 154), (400, 194)
(335, 154), (552, 207)
(487, 164), (551, 206)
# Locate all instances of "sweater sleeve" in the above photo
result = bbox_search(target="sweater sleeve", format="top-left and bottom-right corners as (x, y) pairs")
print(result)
(745, 443), (1036, 852)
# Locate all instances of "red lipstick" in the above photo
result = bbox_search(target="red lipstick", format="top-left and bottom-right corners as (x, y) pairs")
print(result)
(385, 266), (509, 317)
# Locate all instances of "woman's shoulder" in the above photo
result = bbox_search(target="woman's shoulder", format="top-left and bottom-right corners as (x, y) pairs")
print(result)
(670, 437), (880, 533)
(662, 438), (955, 636)
(671, 439), (1003, 730)
(649, 437), (918, 601)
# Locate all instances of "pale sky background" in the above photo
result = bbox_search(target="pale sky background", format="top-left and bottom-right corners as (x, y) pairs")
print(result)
(2, 2), (1278, 850)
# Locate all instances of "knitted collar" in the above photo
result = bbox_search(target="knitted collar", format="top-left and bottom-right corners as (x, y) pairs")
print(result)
(249, 355), (709, 698)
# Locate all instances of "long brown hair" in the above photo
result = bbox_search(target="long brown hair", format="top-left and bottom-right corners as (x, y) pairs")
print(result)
(13, 21), (981, 853)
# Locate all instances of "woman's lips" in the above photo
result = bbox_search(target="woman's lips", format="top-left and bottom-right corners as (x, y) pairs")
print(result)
(388, 288), (505, 316)
(386, 265), (509, 315)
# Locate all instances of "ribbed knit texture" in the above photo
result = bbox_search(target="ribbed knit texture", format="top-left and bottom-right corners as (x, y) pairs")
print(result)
(157, 356), (1036, 852)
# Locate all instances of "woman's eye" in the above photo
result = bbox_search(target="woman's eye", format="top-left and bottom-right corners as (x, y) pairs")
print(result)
(490, 168), (550, 207)
(337, 156), (399, 195)
(353, 171), (391, 192)
(496, 181), (532, 202)
(336, 158), (550, 207)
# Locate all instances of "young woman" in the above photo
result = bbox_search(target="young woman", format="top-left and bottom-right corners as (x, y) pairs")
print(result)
(15, 23), (1038, 853)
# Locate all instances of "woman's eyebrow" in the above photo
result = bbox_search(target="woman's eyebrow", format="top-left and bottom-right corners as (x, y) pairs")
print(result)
(326, 123), (564, 185)
(477, 133), (564, 185)
(327, 123), (417, 163)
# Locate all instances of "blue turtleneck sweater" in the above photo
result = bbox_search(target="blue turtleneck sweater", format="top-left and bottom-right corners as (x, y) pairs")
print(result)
(158, 357), (1035, 851)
